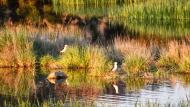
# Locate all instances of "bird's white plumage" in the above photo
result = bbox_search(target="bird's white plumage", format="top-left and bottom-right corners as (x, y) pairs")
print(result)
(60, 45), (68, 53)
(111, 62), (118, 72)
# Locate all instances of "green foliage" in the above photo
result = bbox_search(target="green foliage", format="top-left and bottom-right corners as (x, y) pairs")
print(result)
(124, 55), (148, 74)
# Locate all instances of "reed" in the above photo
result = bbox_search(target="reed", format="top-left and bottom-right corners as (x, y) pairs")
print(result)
(114, 38), (151, 74)
(111, 0), (190, 38)
(157, 41), (190, 72)
(57, 45), (111, 71)
(0, 28), (35, 67)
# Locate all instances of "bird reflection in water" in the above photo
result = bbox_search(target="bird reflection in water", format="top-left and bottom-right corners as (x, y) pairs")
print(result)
(104, 80), (126, 95)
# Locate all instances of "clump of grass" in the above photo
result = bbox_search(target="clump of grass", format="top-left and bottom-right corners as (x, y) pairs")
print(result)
(114, 38), (151, 74)
(124, 55), (148, 74)
(0, 28), (35, 67)
(57, 45), (111, 72)
(40, 55), (59, 69)
(157, 41), (188, 72)
(57, 46), (89, 69)
(157, 56), (179, 71)
(179, 56), (190, 73)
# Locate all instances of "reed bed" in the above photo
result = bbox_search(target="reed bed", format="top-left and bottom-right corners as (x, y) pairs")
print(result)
(0, 28), (35, 67)
(114, 38), (151, 74)
(111, 0), (190, 38)
(158, 41), (190, 72)
(40, 45), (112, 75)
(115, 38), (190, 74)
(119, 0), (190, 20)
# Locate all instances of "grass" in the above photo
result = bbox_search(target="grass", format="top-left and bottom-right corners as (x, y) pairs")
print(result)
(40, 45), (112, 76)
(114, 38), (190, 74)
(179, 56), (190, 73)
(111, 0), (190, 38)
(0, 28), (35, 67)
(114, 38), (151, 74)
(120, 1), (190, 20)
(1, 0), (190, 39)
(1, 25), (190, 75)
(1, 68), (190, 107)
(40, 55), (58, 68)
(124, 55), (148, 74)
(3, 98), (95, 107)
(1, 1), (190, 107)
(157, 41), (190, 72)
(135, 98), (190, 107)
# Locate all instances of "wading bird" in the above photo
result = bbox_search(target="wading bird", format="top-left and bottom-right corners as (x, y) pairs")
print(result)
(60, 45), (68, 53)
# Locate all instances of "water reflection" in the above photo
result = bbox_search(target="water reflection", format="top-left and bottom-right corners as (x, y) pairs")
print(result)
(0, 68), (190, 106)
(104, 80), (126, 95)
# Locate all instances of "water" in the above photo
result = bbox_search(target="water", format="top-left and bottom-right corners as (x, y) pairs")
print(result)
(0, 68), (190, 106)
(95, 81), (190, 107)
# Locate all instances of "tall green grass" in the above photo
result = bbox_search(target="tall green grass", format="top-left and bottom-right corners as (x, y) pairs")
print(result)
(40, 45), (112, 73)
(0, 28), (35, 67)
(124, 55), (148, 74)
(111, 0), (190, 38)
(118, 0), (190, 20)
(114, 38), (151, 74)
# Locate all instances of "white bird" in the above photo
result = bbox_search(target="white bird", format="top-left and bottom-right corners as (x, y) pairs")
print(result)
(60, 45), (68, 53)
(113, 84), (119, 94)
(111, 62), (118, 72)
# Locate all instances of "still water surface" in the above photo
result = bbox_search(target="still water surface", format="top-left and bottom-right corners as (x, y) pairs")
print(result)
(0, 69), (190, 106)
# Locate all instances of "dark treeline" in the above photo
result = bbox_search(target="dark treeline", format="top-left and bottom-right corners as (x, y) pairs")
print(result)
(0, 0), (61, 24)
(0, 0), (128, 24)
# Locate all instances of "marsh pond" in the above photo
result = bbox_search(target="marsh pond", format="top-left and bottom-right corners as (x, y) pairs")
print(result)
(1, 0), (190, 107)
(0, 68), (190, 107)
